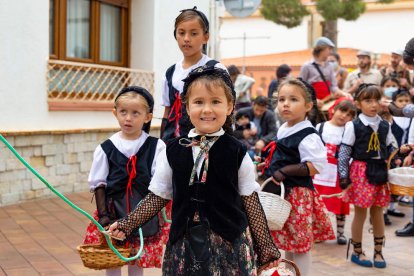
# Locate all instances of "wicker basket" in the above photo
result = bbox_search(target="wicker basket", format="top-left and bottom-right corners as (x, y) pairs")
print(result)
(260, 259), (301, 276)
(387, 150), (414, 197)
(77, 235), (130, 270)
(258, 178), (292, 231)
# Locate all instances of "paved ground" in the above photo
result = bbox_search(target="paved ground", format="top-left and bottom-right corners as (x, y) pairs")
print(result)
(0, 191), (413, 275)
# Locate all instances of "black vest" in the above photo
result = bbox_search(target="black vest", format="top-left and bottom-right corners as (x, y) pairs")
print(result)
(391, 118), (411, 147)
(166, 134), (248, 244)
(162, 60), (219, 142)
(266, 127), (317, 191)
(351, 118), (389, 160)
(101, 136), (159, 236)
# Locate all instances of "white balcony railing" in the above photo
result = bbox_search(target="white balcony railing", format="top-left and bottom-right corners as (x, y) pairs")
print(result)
(47, 60), (154, 110)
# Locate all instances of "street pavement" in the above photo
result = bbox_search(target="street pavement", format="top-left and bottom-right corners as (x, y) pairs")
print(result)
(0, 191), (413, 275)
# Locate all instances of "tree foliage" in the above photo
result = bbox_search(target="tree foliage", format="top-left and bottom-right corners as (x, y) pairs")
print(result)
(261, 0), (394, 28)
(260, 0), (309, 28)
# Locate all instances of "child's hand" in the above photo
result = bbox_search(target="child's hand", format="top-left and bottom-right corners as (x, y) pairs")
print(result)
(403, 154), (413, 167)
(400, 144), (411, 154)
(107, 222), (126, 240)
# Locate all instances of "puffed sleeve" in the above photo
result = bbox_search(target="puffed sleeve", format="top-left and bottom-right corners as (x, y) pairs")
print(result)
(148, 148), (173, 200)
(238, 153), (261, 196)
(151, 139), (166, 177)
(341, 121), (355, 146)
(88, 145), (109, 192)
(298, 133), (327, 174)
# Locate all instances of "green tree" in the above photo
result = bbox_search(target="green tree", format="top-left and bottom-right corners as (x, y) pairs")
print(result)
(260, 0), (394, 45)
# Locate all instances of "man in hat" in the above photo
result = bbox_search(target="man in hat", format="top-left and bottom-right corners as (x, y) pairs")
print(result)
(380, 49), (411, 89)
(344, 50), (383, 95)
(299, 37), (344, 107)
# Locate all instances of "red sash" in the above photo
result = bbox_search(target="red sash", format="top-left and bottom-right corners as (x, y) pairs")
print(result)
(312, 81), (331, 100)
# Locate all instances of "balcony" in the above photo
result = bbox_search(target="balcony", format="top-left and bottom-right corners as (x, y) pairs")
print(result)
(47, 60), (154, 111)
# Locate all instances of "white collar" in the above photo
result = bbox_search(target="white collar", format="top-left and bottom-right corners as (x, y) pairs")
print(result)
(188, 128), (225, 138)
(359, 113), (381, 126)
(278, 120), (314, 139)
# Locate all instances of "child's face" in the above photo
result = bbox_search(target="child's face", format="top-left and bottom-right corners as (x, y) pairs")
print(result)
(237, 116), (249, 126)
(186, 82), (233, 135)
(331, 109), (354, 127)
(175, 19), (208, 58)
(383, 79), (399, 89)
(356, 98), (381, 117)
(277, 84), (312, 126)
(394, 94), (411, 109)
(112, 97), (152, 139)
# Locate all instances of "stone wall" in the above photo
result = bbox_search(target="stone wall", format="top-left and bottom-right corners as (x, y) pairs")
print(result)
(0, 127), (160, 206)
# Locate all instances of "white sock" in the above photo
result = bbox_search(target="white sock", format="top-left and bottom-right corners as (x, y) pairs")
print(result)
(128, 265), (144, 276)
(106, 268), (121, 276)
(389, 202), (396, 210)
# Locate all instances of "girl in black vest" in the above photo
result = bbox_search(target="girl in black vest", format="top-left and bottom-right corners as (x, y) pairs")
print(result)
(108, 66), (281, 275)
(83, 87), (170, 276)
(160, 7), (227, 142)
(338, 84), (400, 269)
(265, 78), (335, 276)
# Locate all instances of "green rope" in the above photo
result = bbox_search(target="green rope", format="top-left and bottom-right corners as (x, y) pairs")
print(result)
(0, 134), (145, 262)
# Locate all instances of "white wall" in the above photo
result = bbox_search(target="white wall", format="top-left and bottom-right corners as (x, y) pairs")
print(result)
(0, 0), (118, 132)
(219, 17), (308, 58)
(338, 10), (414, 54)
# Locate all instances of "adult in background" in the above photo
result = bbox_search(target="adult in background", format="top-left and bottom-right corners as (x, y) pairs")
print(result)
(299, 37), (343, 108)
(228, 65), (256, 110)
(380, 49), (411, 89)
(343, 50), (383, 95)
(234, 96), (277, 157)
(327, 52), (348, 90)
(268, 64), (292, 99)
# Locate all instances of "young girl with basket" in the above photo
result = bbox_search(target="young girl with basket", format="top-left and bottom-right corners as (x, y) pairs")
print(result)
(109, 66), (281, 275)
(313, 100), (357, 245)
(160, 7), (227, 142)
(338, 84), (398, 269)
(82, 87), (170, 276)
(266, 78), (335, 275)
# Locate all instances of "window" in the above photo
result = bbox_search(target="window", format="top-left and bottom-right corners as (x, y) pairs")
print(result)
(49, 0), (129, 66)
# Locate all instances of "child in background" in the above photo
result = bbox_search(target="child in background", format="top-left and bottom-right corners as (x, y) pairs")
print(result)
(266, 78), (335, 276)
(227, 65), (256, 110)
(160, 7), (227, 142)
(83, 87), (169, 276)
(379, 77), (400, 122)
(385, 89), (412, 222)
(109, 66), (280, 275)
(235, 112), (257, 157)
(313, 100), (357, 245)
(338, 84), (398, 269)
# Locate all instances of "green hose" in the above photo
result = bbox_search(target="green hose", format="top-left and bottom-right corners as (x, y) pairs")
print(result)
(0, 134), (145, 262)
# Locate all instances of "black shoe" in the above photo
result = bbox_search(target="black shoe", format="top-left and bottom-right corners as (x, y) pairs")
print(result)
(395, 222), (414, 237)
(337, 233), (347, 245)
(399, 197), (413, 207)
(387, 209), (405, 217)
(384, 214), (392, 226)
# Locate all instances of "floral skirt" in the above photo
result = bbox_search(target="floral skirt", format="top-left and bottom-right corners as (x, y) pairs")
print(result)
(83, 201), (172, 268)
(271, 187), (335, 253)
(343, 161), (390, 208)
(162, 227), (257, 276)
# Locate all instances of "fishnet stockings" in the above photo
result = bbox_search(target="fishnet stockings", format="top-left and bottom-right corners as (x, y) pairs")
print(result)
(241, 192), (281, 267)
(116, 192), (169, 237)
(338, 144), (352, 183)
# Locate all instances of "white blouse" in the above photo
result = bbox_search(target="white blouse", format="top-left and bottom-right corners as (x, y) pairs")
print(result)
(393, 116), (412, 145)
(277, 120), (327, 174)
(315, 121), (345, 146)
(161, 54), (227, 107)
(88, 132), (166, 191)
(149, 128), (260, 200)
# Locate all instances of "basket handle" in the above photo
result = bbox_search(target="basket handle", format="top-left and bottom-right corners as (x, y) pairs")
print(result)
(387, 148), (400, 170)
(281, 259), (301, 276)
(260, 177), (285, 199)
